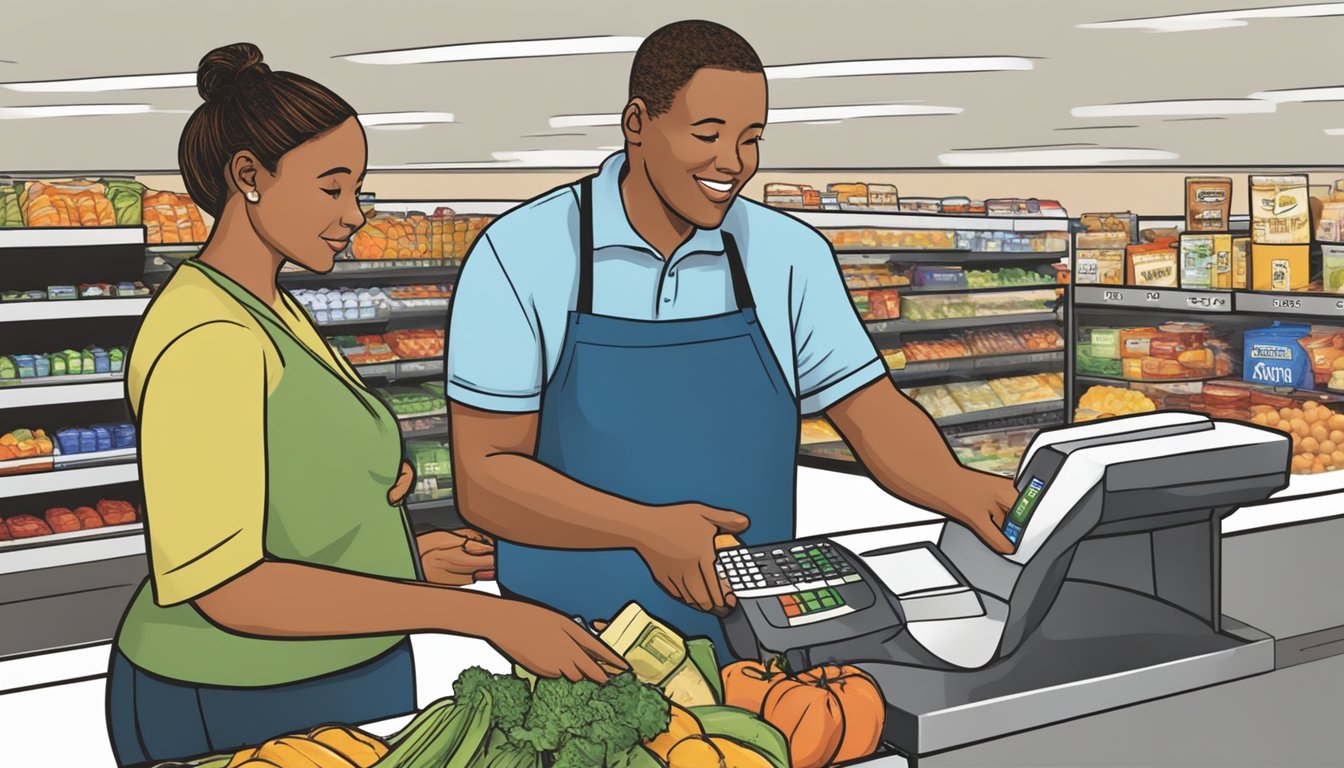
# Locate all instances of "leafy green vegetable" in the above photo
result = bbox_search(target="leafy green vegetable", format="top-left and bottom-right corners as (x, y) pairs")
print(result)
(455, 666), (533, 733)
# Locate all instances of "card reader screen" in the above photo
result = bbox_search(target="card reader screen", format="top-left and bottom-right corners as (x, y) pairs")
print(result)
(1003, 476), (1046, 546)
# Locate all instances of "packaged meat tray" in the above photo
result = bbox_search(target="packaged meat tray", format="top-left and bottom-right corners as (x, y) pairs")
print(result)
(852, 289), (901, 321)
(988, 375), (1061, 406)
(901, 337), (971, 362)
(944, 381), (1005, 413)
(964, 329), (1026, 356)
(383, 329), (445, 360)
(903, 386), (964, 419)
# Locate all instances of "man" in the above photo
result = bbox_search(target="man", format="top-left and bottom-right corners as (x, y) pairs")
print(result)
(446, 20), (1015, 658)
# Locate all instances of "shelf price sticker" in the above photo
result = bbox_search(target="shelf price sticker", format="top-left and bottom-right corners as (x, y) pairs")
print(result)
(1184, 294), (1229, 310)
(1075, 285), (1230, 312)
(1237, 292), (1344, 318)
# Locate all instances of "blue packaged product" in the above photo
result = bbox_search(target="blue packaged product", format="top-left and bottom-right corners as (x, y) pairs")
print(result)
(15, 354), (36, 378)
(56, 428), (82, 455)
(913, 266), (969, 289)
(1243, 323), (1313, 389)
(113, 424), (136, 448)
(92, 426), (113, 452)
(34, 355), (50, 377)
(93, 349), (110, 374)
(79, 429), (97, 454)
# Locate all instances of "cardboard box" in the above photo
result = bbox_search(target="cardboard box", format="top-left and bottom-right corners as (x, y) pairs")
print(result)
(1250, 243), (1311, 291)
(1211, 234), (1235, 289)
(1233, 237), (1250, 290)
(1186, 177), (1233, 232)
(1250, 174), (1311, 244)
(1127, 243), (1179, 287)
(1075, 249), (1125, 285)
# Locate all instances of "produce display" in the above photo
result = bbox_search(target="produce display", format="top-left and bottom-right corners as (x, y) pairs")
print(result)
(2, 281), (151, 301)
(0, 346), (127, 381)
(341, 335), (397, 365)
(1074, 385), (1158, 422)
(851, 288), (900, 321)
(963, 266), (1056, 289)
(722, 659), (884, 768)
(900, 289), (1055, 321)
(897, 324), (1062, 363)
(0, 498), (138, 543)
(350, 209), (492, 263)
(18, 180), (116, 227)
(1251, 401), (1344, 475)
(142, 189), (208, 244)
(841, 263), (909, 289)
(1077, 323), (1234, 381)
(383, 329), (445, 360)
(0, 427), (53, 462)
(823, 228), (1067, 253)
(293, 287), (391, 324)
(379, 384), (447, 418)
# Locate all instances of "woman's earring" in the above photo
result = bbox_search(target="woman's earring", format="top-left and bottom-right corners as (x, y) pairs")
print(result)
(245, 190), (260, 203)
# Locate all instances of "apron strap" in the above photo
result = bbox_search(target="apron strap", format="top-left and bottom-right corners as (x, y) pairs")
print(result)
(577, 174), (755, 313)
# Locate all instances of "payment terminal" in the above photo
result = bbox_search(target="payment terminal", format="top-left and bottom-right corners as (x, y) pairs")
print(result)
(718, 412), (1292, 755)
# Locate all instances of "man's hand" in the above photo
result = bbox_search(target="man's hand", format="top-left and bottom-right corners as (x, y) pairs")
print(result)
(941, 469), (1017, 554)
(388, 460), (416, 506)
(635, 503), (750, 616)
(418, 528), (496, 586)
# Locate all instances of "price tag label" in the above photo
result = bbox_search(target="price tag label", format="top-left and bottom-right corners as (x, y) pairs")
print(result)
(1238, 292), (1344, 317)
(399, 360), (444, 376)
(1184, 294), (1229, 310)
(356, 363), (396, 379)
(1075, 285), (1231, 312)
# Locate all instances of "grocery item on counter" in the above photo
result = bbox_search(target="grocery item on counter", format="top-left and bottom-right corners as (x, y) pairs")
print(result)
(1251, 244), (1311, 292)
(1126, 242), (1179, 287)
(904, 386), (963, 419)
(945, 381), (1005, 413)
(1250, 175), (1311, 245)
(142, 189), (208, 243)
(601, 602), (721, 708)
(21, 180), (116, 227)
(1074, 385), (1157, 422)
(1244, 323), (1314, 389)
(988, 375), (1061, 406)
(800, 419), (841, 445)
(1075, 249), (1125, 285)
(1322, 244), (1344, 294)
(1180, 234), (1215, 289)
(1186, 177), (1233, 233)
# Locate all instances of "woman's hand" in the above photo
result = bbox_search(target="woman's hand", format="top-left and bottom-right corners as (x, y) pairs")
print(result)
(418, 528), (496, 586)
(388, 460), (416, 506)
(488, 600), (629, 683)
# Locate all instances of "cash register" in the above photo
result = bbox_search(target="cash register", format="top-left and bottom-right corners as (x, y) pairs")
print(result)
(718, 412), (1291, 755)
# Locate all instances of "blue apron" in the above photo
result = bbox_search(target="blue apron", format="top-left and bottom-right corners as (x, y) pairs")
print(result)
(496, 177), (800, 661)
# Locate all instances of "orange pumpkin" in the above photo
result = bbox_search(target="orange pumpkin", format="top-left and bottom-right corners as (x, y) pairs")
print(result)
(723, 661), (885, 768)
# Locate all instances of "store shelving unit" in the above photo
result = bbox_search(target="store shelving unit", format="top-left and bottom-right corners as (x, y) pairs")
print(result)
(787, 209), (1071, 476)
(1069, 213), (1344, 505)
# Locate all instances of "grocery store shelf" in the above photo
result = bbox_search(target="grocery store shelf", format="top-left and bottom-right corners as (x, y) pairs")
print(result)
(1075, 373), (1221, 386)
(835, 249), (1067, 264)
(0, 227), (144, 249)
(278, 260), (459, 287)
(890, 351), (1064, 383)
(0, 462), (137, 499)
(356, 359), (444, 382)
(0, 525), (145, 575)
(892, 283), (1062, 295)
(0, 297), (149, 322)
(934, 399), (1064, 428)
(0, 378), (124, 409)
(53, 447), (136, 470)
(867, 311), (1060, 334)
(369, 200), (519, 216)
(397, 408), (448, 421)
(790, 210), (1068, 231)
(1074, 285), (1233, 313)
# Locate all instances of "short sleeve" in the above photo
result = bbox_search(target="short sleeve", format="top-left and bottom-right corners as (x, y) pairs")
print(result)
(791, 236), (887, 415)
(139, 322), (267, 605)
(446, 234), (545, 412)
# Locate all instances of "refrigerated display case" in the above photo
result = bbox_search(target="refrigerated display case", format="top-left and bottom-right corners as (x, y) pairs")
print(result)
(791, 209), (1071, 477)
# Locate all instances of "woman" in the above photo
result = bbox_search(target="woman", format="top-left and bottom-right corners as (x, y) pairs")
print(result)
(106, 43), (625, 768)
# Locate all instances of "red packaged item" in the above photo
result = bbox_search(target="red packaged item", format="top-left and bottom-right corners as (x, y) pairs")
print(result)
(44, 507), (81, 534)
(0, 520), (10, 541)
(74, 506), (103, 529)
(96, 499), (138, 526)
(7, 515), (53, 539)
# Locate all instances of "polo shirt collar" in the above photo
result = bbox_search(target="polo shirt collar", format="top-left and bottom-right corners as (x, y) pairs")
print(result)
(589, 151), (729, 261)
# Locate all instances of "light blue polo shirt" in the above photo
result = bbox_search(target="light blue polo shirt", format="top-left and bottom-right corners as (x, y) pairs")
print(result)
(446, 151), (886, 416)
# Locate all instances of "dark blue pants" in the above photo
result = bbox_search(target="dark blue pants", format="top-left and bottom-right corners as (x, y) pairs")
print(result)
(105, 640), (415, 767)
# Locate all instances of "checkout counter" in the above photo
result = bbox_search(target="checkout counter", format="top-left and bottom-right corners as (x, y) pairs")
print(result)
(3, 412), (1344, 767)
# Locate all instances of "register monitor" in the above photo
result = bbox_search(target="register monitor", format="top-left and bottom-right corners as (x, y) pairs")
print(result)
(719, 412), (1291, 754)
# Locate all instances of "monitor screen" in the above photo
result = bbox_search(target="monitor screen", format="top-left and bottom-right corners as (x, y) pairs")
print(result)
(1003, 476), (1046, 547)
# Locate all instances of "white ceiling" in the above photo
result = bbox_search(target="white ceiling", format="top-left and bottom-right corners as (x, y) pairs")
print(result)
(3, 0), (1344, 172)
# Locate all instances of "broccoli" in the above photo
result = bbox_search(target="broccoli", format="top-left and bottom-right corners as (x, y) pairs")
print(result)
(454, 667), (533, 733)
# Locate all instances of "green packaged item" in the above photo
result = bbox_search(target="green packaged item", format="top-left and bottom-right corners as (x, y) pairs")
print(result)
(64, 350), (83, 375)
(82, 349), (96, 375)
(109, 348), (125, 373)
(1077, 345), (1124, 377)
(1089, 329), (1121, 360)
(49, 353), (66, 376)
(102, 178), (145, 226)
(0, 356), (15, 379)
(0, 182), (22, 227)
(1324, 244), (1344, 294)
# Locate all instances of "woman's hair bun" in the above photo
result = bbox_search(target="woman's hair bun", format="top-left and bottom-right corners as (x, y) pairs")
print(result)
(197, 42), (272, 101)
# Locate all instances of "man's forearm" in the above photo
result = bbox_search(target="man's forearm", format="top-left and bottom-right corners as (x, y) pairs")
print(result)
(827, 378), (967, 515)
(454, 452), (653, 550)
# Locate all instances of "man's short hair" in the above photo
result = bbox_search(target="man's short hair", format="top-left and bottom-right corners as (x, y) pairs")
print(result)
(629, 20), (765, 118)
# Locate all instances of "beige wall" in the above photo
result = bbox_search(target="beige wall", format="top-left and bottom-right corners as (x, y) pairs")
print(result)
(137, 169), (1344, 217)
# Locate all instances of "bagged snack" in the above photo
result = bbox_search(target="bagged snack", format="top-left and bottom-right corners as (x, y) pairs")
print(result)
(1243, 323), (1313, 389)
(1186, 177), (1233, 232)
(1250, 174), (1311, 244)
(1127, 242), (1178, 287)
(1079, 212), (1136, 242)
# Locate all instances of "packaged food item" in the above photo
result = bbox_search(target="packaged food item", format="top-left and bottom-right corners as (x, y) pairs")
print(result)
(20, 180), (116, 227)
(1089, 328), (1122, 359)
(945, 381), (1004, 413)
(7, 515), (53, 539)
(1244, 323), (1313, 389)
(1250, 175), (1311, 244)
(102, 178), (145, 226)
(109, 348), (125, 373)
(44, 507), (81, 534)
(800, 419), (841, 445)
(941, 196), (971, 214)
(1127, 243), (1179, 287)
(47, 285), (77, 301)
(1141, 356), (1189, 379)
(73, 506), (103, 529)
(15, 354), (36, 378)
(1209, 234), (1234, 289)
(868, 184), (899, 209)
(1251, 244), (1310, 292)
(1075, 385), (1156, 421)
(827, 183), (868, 207)
(1316, 201), (1344, 242)
(1141, 227), (1180, 244)
(899, 197), (942, 214)
(1119, 327), (1160, 359)
(880, 348), (906, 369)
(1121, 359), (1143, 380)
(1186, 177), (1233, 232)
(764, 183), (817, 209)
(912, 266), (968, 289)
(0, 181), (23, 227)
(964, 329), (1025, 356)
(988, 375), (1060, 405)
(904, 386), (963, 419)
(95, 499), (138, 526)
(1077, 343), (1123, 377)
(1076, 231), (1130, 250)
(1180, 234), (1215, 289)
(1322, 244), (1344, 294)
